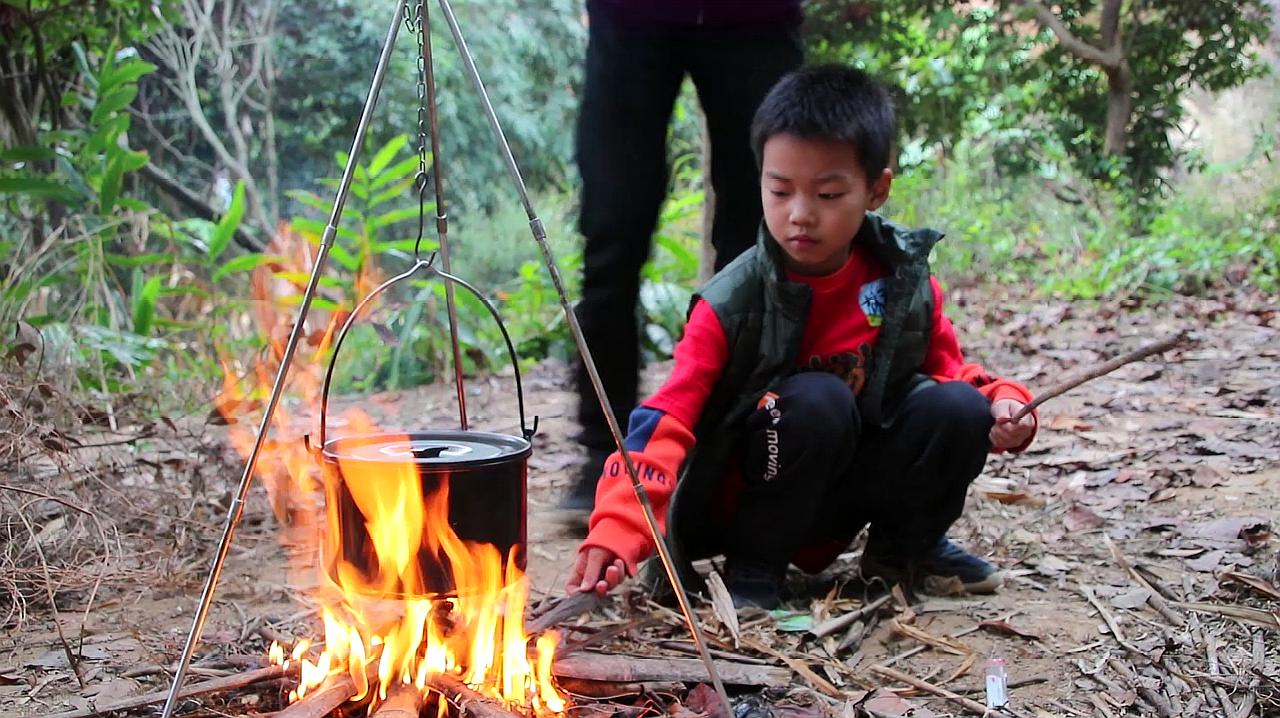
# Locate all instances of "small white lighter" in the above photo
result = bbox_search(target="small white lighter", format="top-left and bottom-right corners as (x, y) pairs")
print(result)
(985, 657), (1009, 709)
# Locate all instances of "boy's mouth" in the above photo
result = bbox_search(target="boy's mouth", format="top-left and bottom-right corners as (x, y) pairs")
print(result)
(787, 234), (817, 248)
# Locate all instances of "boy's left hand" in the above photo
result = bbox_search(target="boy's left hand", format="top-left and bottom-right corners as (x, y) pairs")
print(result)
(990, 398), (1035, 450)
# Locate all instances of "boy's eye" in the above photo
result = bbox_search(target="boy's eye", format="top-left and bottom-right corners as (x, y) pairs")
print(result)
(818, 192), (846, 200)
(768, 189), (790, 197)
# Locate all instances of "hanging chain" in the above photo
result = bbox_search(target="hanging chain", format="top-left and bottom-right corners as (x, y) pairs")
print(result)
(407, 0), (431, 260)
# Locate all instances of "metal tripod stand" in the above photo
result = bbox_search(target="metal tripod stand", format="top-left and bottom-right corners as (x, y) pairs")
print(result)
(159, 2), (729, 715)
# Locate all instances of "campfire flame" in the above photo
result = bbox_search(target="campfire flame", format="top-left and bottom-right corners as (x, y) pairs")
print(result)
(219, 228), (564, 715)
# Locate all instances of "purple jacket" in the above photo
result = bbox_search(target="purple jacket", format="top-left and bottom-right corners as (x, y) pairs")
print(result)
(587, 0), (803, 30)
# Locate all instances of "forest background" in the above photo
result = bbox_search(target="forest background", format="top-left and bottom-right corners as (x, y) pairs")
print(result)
(1, 0), (1277, 420)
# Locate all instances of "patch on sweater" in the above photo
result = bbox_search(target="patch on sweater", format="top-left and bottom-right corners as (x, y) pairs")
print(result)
(858, 278), (887, 327)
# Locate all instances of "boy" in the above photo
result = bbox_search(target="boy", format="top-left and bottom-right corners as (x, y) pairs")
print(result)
(566, 65), (1038, 609)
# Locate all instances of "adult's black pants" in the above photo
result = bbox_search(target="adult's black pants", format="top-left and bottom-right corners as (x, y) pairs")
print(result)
(573, 11), (802, 459)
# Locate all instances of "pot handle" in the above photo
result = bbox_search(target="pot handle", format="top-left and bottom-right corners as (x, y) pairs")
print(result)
(317, 257), (536, 450)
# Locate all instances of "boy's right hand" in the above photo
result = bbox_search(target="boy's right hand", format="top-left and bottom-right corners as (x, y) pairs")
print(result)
(566, 546), (627, 596)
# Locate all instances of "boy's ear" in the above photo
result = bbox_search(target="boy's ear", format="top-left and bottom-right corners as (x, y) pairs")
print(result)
(867, 169), (893, 210)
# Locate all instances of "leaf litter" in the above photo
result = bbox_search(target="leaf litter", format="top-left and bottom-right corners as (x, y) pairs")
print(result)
(4, 292), (1280, 717)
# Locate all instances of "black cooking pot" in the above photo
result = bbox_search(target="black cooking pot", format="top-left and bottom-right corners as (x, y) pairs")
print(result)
(313, 261), (536, 598)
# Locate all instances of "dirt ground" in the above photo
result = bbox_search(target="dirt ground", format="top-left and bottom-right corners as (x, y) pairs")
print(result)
(2, 289), (1277, 717)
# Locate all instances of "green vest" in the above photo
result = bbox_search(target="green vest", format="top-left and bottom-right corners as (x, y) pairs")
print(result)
(664, 212), (942, 585)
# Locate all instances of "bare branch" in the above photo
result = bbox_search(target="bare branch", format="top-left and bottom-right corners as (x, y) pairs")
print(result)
(1019, 0), (1122, 68)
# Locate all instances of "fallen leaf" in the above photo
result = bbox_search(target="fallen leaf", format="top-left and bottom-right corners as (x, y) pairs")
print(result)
(705, 571), (741, 647)
(1109, 588), (1151, 610)
(685, 683), (729, 718)
(1064, 504), (1105, 532)
(1186, 550), (1227, 573)
(1192, 517), (1270, 544)
(1195, 438), (1278, 461)
(862, 688), (939, 717)
(978, 619), (1040, 640)
(82, 677), (140, 701)
(1035, 554), (1073, 576)
(1048, 416), (1093, 432)
(1218, 570), (1280, 600)
(1190, 464), (1229, 488)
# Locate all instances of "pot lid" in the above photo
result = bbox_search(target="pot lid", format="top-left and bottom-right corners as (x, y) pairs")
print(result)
(322, 430), (530, 465)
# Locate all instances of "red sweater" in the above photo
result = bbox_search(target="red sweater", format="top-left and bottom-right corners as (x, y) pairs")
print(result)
(582, 243), (1037, 574)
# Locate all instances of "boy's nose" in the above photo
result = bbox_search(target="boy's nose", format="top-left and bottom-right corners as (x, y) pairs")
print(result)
(789, 201), (815, 227)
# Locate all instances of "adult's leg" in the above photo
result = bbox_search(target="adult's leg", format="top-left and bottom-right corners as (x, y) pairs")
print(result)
(687, 29), (803, 270)
(726, 372), (860, 603)
(571, 12), (684, 506)
(857, 381), (993, 556)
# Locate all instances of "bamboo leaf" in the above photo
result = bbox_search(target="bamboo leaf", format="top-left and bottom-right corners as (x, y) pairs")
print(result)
(100, 59), (156, 88)
(90, 85), (139, 125)
(367, 135), (409, 176)
(98, 152), (125, 211)
(131, 274), (163, 336)
(208, 179), (246, 260)
(369, 155), (422, 191)
(0, 177), (82, 204)
(369, 206), (421, 231)
(213, 253), (284, 282)
(0, 146), (58, 163)
(284, 189), (331, 213)
(368, 179), (415, 210)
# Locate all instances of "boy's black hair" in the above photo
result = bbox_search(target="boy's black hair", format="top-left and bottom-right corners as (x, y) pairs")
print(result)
(750, 64), (895, 184)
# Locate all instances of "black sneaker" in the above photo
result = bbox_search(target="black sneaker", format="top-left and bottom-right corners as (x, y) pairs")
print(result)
(861, 537), (1002, 594)
(725, 558), (784, 610)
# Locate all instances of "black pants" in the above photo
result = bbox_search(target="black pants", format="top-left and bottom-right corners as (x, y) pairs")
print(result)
(573, 11), (803, 460)
(728, 372), (995, 571)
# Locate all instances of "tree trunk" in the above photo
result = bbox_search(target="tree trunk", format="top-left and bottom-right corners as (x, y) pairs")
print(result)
(1103, 61), (1133, 156)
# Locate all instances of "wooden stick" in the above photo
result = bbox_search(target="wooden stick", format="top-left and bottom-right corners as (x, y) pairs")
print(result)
(1107, 658), (1175, 718)
(1080, 584), (1142, 655)
(656, 640), (772, 665)
(1011, 333), (1185, 421)
(1101, 535), (1185, 627)
(739, 637), (845, 699)
(1171, 601), (1280, 632)
(880, 625), (982, 668)
(556, 677), (684, 699)
(270, 676), (358, 718)
(45, 665), (289, 718)
(372, 684), (425, 718)
(869, 664), (991, 715)
(526, 593), (600, 634)
(426, 673), (523, 718)
(552, 651), (790, 687)
(809, 594), (893, 639)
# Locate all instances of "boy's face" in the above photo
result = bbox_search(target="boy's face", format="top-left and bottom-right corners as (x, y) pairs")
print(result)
(760, 133), (892, 275)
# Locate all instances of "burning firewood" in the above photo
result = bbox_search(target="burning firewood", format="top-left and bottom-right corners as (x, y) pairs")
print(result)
(270, 676), (356, 718)
(370, 685), (425, 718)
(426, 673), (525, 718)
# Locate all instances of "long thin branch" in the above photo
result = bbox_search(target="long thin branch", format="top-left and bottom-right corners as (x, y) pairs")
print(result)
(1019, 0), (1121, 68)
(1012, 332), (1184, 421)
